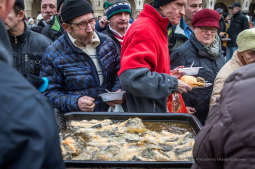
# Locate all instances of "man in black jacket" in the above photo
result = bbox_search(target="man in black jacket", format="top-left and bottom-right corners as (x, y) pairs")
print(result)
(0, 0), (65, 168)
(39, 0), (65, 41)
(5, 0), (52, 91)
(226, 2), (249, 61)
(216, 8), (226, 37)
(31, 0), (58, 38)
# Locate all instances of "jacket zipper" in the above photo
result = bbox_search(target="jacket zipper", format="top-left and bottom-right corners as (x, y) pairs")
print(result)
(14, 36), (18, 44)
(153, 101), (156, 112)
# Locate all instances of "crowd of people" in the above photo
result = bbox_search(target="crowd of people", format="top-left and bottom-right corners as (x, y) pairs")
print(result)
(1, 0), (255, 168)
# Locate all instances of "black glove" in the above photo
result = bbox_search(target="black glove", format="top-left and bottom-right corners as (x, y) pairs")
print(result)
(24, 74), (44, 89)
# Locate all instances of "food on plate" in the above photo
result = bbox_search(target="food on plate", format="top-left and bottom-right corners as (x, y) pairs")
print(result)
(180, 75), (205, 87)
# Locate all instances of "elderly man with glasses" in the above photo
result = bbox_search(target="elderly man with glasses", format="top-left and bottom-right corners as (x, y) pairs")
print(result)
(40, 0), (121, 113)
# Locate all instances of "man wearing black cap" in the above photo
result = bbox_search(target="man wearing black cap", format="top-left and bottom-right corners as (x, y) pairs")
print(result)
(226, 2), (249, 61)
(0, 0), (65, 168)
(5, 0), (52, 92)
(41, 0), (121, 113)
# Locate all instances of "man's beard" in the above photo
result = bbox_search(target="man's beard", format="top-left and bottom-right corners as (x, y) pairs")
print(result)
(70, 30), (94, 47)
(4, 22), (19, 33)
(4, 24), (11, 31)
(117, 22), (128, 30)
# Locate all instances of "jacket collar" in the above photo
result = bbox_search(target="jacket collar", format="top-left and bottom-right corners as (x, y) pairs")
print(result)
(64, 31), (85, 54)
(234, 51), (246, 66)
(175, 23), (186, 37)
(233, 11), (241, 18)
(189, 32), (220, 60)
(139, 4), (169, 34)
(50, 15), (64, 33)
(63, 31), (105, 54)
(67, 31), (100, 49)
(9, 23), (28, 45)
(180, 17), (192, 38)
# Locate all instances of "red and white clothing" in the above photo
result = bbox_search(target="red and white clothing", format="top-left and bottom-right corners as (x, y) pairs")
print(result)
(118, 4), (178, 113)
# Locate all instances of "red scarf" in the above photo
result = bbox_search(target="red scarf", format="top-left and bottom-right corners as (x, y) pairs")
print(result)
(113, 32), (124, 47)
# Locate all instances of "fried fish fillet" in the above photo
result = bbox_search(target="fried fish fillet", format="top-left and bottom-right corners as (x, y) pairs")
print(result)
(180, 75), (205, 87)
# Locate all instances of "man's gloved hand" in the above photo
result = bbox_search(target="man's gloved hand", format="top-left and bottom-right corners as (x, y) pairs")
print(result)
(24, 74), (48, 92)
(24, 74), (44, 88)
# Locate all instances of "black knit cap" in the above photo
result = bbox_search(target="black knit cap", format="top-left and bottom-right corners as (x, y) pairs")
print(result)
(15, 0), (24, 10)
(61, 0), (94, 23)
(153, 0), (174, 8)
(57, 0), (64, 12)
(229, 2), (241, 9)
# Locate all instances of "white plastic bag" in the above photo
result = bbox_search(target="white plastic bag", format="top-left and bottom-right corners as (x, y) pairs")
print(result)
(108, 104), (124, 112)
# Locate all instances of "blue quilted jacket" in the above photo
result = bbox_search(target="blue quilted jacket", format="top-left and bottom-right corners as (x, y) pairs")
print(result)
(40, 32), (120, 113)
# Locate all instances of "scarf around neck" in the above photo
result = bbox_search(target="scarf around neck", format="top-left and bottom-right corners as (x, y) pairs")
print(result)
(191, 33), (220, 60)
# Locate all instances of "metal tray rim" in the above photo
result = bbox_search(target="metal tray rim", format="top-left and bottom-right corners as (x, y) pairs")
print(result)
(65, 160), (194, 168)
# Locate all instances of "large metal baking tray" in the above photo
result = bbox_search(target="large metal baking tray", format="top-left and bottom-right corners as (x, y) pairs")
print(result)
(63, 112), (201, 168)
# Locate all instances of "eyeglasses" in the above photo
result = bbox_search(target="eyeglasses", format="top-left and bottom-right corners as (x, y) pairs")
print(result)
(69, 17), (96, 29)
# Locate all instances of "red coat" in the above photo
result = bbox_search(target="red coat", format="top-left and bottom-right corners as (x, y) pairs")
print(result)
(118, 4), (170, 76)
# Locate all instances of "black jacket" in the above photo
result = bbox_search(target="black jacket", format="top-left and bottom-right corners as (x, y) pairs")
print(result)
(119, 68), (178, 113)
(192, 63), (255, 169)
(32, 16), (64, 42)
(171, 33), (225, 124)
(9, 24), (51, 88)
(31, 19), (48, 34)
(41, 15), (64, 41)
(218, 16), (226, 33)
(168, 18), (189, 54)
(0, 18), (64, 169)
(102, 25), (121, 55)
(227, 11), (249, 47)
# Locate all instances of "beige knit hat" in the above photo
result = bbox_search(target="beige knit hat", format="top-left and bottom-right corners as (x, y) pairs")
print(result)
(237, 28), (255, 52)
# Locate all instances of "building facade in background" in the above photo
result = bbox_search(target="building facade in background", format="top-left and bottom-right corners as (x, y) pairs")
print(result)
(25, 0), (255, 19)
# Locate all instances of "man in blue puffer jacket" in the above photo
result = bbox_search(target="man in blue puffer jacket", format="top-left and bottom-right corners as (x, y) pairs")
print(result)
(41, 0), (121, 113)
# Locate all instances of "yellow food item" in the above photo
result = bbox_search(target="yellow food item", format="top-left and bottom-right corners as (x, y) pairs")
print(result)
(62, 136), (80, 156)
(180, 75), (205, 87)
